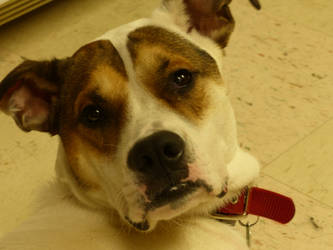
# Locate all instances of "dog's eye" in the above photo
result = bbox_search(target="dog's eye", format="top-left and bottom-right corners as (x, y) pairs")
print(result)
(80, 105), (105, 127)
(172, 69), (193, 88)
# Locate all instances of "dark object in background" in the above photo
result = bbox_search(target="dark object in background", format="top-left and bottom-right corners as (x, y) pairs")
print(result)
(0, 0), (54, 26)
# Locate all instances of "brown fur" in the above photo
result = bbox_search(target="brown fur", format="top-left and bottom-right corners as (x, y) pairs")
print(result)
(0, 40), (129, 189)
(59, 40), (129, 188)
(127, 26), (222, 122)
(183, 0), (261, 48)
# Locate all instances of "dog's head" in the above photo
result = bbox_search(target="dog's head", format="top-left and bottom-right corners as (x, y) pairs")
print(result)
(0, 0), (260, 231)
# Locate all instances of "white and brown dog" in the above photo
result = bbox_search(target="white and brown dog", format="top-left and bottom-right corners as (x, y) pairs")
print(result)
(0, 0), (261, 249)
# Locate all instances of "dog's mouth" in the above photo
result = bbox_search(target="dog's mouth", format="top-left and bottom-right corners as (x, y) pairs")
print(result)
(124, 180), (215, 232)
(146, 181), (203, 210)
(125, 216), (150, 231)
(125, 182), (197, 232)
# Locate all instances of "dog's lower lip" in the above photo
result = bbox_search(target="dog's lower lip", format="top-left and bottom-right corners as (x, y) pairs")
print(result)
(125, 216), (150, 231)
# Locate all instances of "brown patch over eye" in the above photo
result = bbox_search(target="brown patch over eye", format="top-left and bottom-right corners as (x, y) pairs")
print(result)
(59, 40), (128, 154)
(57, 40), (129, 189)
(74, 66), (128, 155)
(127, 26), (222, 122)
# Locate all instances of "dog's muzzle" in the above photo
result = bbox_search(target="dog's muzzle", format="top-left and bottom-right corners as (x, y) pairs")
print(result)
(126, 130), (227, 231)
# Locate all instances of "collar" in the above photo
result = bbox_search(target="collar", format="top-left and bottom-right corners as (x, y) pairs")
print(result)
(211, 187), (295, 224)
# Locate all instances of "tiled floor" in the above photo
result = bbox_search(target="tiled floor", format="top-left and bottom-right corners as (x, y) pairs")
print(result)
(0, 0), (332, 249)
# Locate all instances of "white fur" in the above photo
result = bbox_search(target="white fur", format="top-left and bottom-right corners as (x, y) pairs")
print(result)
(0, 1), (260, 249)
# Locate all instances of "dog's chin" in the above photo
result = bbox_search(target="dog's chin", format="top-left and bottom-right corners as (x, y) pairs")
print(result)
(124, 185), (218, 232)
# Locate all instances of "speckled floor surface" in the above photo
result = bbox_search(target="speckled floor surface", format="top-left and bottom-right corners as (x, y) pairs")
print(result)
(0, 0), (332, 249)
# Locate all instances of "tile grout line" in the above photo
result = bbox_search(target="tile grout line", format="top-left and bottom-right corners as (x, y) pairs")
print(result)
(261, 173), (333, 210)
(260, 116), (333, 209)
(262, 116), (333, 169)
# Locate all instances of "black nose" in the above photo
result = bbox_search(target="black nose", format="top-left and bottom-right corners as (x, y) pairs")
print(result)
(127, 130), (186, 179)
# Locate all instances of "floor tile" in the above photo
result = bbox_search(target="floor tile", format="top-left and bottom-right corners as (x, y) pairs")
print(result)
(263, 118), (333, 207)
(223, 2), (333, 164)
(0, 113), (58, 237)
(260, 0), (333, 37)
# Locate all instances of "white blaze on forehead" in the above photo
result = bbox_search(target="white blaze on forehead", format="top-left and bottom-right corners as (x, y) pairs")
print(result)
(96, 18), (151, 70)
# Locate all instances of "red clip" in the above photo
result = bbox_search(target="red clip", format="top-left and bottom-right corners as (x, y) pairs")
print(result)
(214, 187), (295, 224)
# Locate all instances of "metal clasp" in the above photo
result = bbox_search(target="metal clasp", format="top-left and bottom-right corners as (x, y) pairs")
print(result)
(239, 216), (260, 247)
(209, 212), (248, 221)
(209, 187), (250, 221)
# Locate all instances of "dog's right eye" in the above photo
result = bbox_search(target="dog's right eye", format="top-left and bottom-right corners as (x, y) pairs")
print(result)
(79, 105), (105, 127)
(172, 69), (193, 88)
(169, 69), (195, 95)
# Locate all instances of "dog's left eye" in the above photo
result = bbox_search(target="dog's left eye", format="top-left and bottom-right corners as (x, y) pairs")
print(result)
(80, 105), (105, 127)
(172, 69), (193, 89)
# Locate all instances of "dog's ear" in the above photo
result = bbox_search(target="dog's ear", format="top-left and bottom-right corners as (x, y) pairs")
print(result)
(0, 59), (68, 134)
(162, 0), (261, 48)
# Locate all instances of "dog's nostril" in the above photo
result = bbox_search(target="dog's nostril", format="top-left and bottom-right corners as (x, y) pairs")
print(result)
(142, 155), (153, 168)
(163, 143), (183, 160)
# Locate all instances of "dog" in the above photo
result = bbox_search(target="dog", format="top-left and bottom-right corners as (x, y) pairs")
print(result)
(0, 0), (260, 249)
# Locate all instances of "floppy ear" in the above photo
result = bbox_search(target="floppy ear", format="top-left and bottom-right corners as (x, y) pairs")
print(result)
(162, 0), (261, 48)
(0, 59), (68, 134)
